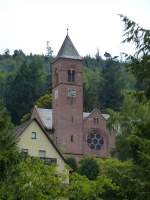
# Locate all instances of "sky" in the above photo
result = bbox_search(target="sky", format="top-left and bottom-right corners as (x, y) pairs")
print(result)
(0, 0), (150, 57)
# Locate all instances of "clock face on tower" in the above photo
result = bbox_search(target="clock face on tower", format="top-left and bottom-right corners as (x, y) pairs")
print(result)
(68, 88), (76, 97)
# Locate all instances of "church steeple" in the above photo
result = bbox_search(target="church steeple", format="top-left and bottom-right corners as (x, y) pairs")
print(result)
(56, 34), (82, 60)
(52, 34), (83, 155)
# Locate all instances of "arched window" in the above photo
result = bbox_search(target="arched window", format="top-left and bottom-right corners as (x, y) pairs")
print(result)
(72, 70), (75, 81)
(68, 70), (75, 82)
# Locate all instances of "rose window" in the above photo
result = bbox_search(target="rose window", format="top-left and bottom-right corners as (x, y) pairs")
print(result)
(87, 132), (104, 150)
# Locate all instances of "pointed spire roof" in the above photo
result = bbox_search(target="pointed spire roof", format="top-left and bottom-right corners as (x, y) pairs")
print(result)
(56, 34), (82, 60)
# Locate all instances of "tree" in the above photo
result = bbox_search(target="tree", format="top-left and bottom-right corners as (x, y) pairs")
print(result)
(120, 14), (150, 98)
(5, 58), (45, 124)
(104, 52), (111, 59)
(107, 89), (150, 199)
(78, 157), (100, 180)
(100, 158), (141, 200)
(66, 157), (78, 171)
(4, 48), (10, 57)
(99, 58), (126, 111)
(1, 157), (68, 200)
(69, 172), (117, 200)
(36, 93), (52, 109)
(20, 112), (31, 123)
(46, 41), (53, 57)
(0, 103), (20, 182)
(106, 15), (150, 199)
(20, 93), (52, 124)
(83, 67), (102, 111)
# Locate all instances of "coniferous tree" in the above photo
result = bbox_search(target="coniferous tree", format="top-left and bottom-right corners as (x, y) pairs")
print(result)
(99, 58), (125, 111)
(0, 103), (19, 182)
(5, 58), (45, 124)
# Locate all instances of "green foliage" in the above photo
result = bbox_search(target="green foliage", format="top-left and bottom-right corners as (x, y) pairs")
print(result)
(0, 72), (6, 100)
(36, 93), (52, 108)
(99, 58), (126, 111)
(20, 112), (31, 123)
(20, 93), (52, 123)
(83, 67), (102, 111)
(83, 55), (131, 112)
(120, 14), (150, 98)
(0, 103), (20, 182)
(78, 157), (100, 180)
(0, 52), (52, 124)
(108, 92), (150, 159)
(1, 15), (150, 199)
(4, 58), (47, 124)
(103, 15), (150, 199)
(0, 49), (134, 123)
(100, 158), (141, 199)
(69, 173), (95, 200)
(120, 15), (150, 56)
(69, 172), (117, 200)
(66, 157), (78, 171)
(1, 157), (68, 200)
(83, 51), (104, 69)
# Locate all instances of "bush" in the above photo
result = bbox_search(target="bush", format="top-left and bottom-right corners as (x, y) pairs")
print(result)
(66, 157), (78, 171)
(78, 157), (100, 180)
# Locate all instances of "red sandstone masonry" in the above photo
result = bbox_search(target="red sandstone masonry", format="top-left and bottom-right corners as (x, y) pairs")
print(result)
(52, 58), (115, 159)
(52, 58), (83, 155)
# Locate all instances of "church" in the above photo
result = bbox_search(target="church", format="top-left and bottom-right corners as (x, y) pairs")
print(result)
(31, 33), (115, 160)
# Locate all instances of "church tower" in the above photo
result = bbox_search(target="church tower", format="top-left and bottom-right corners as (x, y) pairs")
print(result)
(52, 34), (83, 156)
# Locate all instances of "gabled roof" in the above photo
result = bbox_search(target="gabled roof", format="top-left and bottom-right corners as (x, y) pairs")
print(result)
(56, 34), (82, 60)
(36, 108), (52, 130)
(15, 118), (67, 164)
(32, 107), (109, 131)
(83, 108), (110, 120)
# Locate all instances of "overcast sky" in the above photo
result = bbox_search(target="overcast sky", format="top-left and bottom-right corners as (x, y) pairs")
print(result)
(0, 0), (149, 57)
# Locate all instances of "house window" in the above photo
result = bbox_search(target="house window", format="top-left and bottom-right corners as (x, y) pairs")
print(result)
(71, 135), (74, 142)
(32, 132), (37, 139)
(48, 158), (57, 164)
(40, 157), (57, 165)
(39, 150), (46, 158)
(22, 149), (28, 155)
(68, 70), (75, 82)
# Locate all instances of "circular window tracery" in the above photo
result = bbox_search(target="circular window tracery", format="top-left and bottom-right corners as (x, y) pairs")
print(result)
(87, 131), (104, 150)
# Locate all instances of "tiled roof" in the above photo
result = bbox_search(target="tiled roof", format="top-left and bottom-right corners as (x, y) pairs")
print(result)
(37, 108), (52, 130)
(56, 34), (82, 60)
(36, 108), (109, 130)
(15, 119), (32, 137)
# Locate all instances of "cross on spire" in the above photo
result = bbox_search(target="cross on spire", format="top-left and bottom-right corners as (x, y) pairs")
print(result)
(67, 25), (69, 35)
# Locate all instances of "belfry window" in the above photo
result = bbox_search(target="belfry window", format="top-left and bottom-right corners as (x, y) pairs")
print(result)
(68, 70), (75, 82)
(71, 135), (74, 142)
(72, 70), (75, 81)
